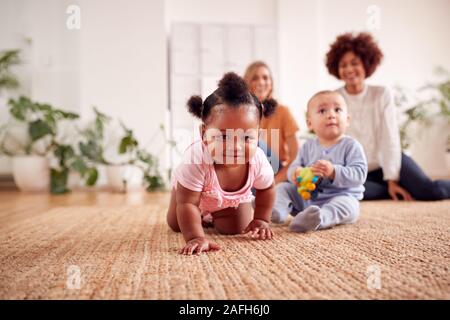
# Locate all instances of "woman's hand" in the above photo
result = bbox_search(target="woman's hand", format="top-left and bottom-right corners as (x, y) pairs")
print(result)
(243, 219), (274, 240)
(387, 180), (413, 201)
(180, 237), (220, 255)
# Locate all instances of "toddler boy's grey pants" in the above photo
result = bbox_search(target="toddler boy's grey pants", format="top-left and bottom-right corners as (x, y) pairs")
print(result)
(272, 182), (360, 231)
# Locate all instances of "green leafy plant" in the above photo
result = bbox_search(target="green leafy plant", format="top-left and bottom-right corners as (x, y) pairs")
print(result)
(1, 97), (168, 193)
(117, 121), (165, 191)
(1, 96), (79, 155)
(0, 49), (21, 91)
(395, 67), (450, 150)
(50, 143), (99, 194)
(78, 107), (111, 165)
(0, 96), (98, 194)
(79, 107), (166, 191)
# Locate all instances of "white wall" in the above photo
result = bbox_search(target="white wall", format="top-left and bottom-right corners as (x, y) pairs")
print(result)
(277, 0), (320, 132)
(0, 0), (80, 112)
(165, 0), (276, 27)
(0, 0), (168, 178)
(0, 0), (79, 174)
(79, 0), (167, 160)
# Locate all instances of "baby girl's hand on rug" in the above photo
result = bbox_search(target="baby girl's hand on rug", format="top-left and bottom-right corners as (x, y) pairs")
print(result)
(243, 219), (274, 240)
(180, 237), (220, 255)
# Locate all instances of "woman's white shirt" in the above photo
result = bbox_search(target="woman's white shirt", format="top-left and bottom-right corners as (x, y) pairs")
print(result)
(337, 85), (401, 181)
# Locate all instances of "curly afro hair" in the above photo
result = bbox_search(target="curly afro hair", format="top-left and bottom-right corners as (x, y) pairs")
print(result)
(325, 32), (383, 79)
(187, 72), (277, 123)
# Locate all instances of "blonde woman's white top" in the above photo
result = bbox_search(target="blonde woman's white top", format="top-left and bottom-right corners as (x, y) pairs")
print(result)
(337, 85), (401, 181)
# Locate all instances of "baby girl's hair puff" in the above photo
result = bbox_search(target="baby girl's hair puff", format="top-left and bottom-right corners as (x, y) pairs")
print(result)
(186, 72), (277, 122)
(187, 95), (203, 119)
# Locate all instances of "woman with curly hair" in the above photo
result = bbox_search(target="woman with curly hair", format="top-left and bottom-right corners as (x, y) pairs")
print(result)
(325, 32), (450, 201)
(244, 61), (300, 184)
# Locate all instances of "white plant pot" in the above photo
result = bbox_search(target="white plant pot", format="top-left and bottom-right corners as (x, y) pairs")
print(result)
(105, 164), (143, 193)
(12, 155), (50, 192)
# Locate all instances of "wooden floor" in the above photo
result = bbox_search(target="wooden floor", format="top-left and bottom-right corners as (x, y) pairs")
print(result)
(0, 189), (170, 226)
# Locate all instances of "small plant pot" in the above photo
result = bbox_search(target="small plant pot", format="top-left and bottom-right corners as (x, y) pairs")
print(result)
(12, 155), (50, 192)
(105, 164), (143, 193)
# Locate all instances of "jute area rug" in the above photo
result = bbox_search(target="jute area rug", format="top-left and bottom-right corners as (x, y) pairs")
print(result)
(0, 194), (449, 299)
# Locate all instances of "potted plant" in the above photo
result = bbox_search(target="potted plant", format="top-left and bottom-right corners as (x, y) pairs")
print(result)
(50, 137), (99, 194)
(79, 107), (166, 193)
(395, 67), (450, 173)
(0, 96), (97, 192)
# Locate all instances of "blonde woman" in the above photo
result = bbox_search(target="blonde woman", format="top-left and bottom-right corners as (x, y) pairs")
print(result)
(244, 61), (300, 184)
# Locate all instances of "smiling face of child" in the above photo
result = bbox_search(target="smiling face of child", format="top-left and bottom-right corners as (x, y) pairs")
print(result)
(307, 92), (350, 143)
(202, 104), (260, 166)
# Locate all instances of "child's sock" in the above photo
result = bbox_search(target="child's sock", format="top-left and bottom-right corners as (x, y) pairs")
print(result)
(289, 205), (321, 233)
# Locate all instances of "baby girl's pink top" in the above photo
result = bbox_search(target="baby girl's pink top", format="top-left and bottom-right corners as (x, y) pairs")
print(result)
(173, 140), (274, 214)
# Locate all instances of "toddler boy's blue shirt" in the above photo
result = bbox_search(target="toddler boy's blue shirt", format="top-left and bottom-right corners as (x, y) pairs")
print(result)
(287, 136), (368, 201)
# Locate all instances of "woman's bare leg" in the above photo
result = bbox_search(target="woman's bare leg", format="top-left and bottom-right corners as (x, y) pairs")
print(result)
(166, 188), (180, 232)
(211, 203), (253, 235)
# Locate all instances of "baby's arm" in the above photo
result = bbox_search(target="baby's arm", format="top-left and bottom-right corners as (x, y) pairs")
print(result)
(176, 183), (220, 254)
(244, 183), (276, 240)
(330, 142), (368, 188)
(254, 183), (276, 223)
(310, 141), (367, 188)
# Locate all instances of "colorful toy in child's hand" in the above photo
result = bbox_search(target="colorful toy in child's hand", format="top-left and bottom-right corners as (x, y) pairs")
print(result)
(295, 167), (321, 200)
